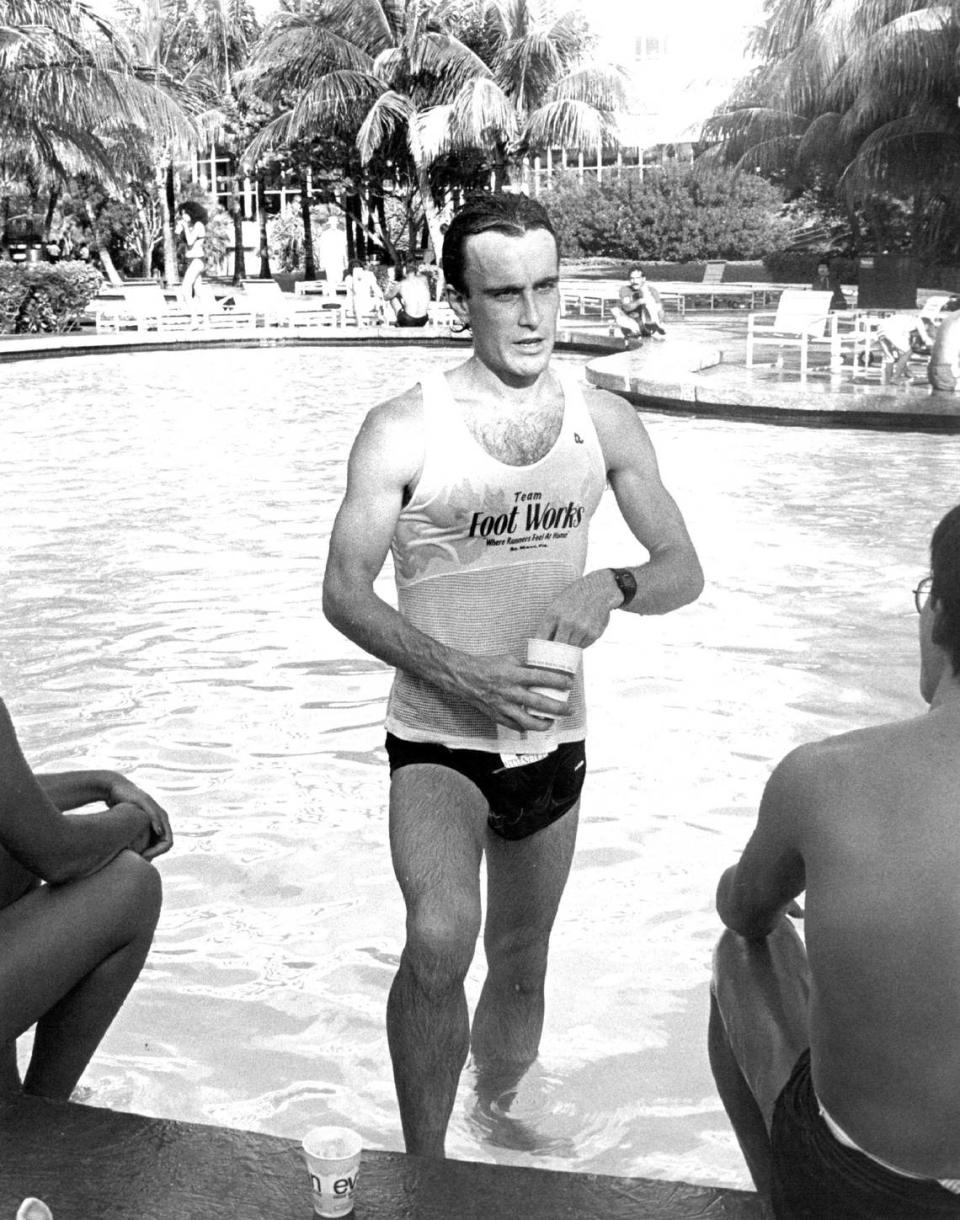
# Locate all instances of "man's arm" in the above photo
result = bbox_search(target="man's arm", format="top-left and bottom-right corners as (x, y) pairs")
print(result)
(35, 772), (172, 861)
(322, 393), (573, 730)
(0, 700), (161, 886)
(716, 746), (810, 940)
(535, 390), (704, 646)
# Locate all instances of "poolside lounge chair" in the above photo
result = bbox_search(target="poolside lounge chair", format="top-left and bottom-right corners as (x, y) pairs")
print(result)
(192, 283), (256, 331)
(746, 289), (837, 376)
(239, 278), (343, 328)
(95, 281), (194, 333)
(702, 262), (726, 286)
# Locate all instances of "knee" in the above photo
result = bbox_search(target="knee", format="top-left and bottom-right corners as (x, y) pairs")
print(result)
(403, 899), (480, 994)
(107, 851), (163, 936)
(484, 926), (550, 992)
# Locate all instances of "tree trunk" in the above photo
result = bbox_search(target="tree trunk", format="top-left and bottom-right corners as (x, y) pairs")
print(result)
(299, 168), (316, 279)
(256, 168), (271, 278)
(350, 192), (366, 261)
(42, 184), (60, 240)
(413, 160), (445, 299)
(231, 174), (246, 285)
(82, 199), (122, 285)
(371, 193), (398, 266)
(161, 159), (180, 286)
(133, 193), (153, 277)
(345, 208), (355, 263)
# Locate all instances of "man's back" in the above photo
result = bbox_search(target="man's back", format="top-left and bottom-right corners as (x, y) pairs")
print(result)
(797, 709), (960, 1176)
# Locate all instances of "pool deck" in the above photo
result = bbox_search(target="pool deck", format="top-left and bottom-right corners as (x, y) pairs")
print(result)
(5, 290), (960, 430)
(0, 1093), (762, 1219)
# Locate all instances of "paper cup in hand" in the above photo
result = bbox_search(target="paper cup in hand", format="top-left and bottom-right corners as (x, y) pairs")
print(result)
(303, 1126), (362, 1217)
(525, 638), (582, 720)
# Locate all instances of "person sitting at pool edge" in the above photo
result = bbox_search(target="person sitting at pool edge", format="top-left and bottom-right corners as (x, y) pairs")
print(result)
(385, 262), (430, 328)
(709, 502), (960, 1218)
(928, 301), (960, 392)
(611, 265), (666, 348)
(0, 697), (172, 1101)
(322, 193), (703, 1158)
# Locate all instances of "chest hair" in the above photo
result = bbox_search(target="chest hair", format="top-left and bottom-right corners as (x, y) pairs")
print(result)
(462, 399), (563, 467)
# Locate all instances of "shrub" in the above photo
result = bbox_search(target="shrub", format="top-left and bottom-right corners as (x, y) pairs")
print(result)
(762, 250), (859, 285)
(545, 168), (791, 262)
(0, 261), (104, 334)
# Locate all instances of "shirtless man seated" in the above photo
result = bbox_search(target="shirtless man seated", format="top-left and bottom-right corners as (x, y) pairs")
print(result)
(385, 263), (431, 328)
(709, 503), (960, 1217)
(0, 698), (171, 1100)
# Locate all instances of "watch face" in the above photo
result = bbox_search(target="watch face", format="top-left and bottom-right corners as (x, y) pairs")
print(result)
(613, 568), (637, 605)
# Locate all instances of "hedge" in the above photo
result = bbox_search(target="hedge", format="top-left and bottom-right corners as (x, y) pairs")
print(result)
(545, 169), (793, 262)
(0, 261), (104, 334)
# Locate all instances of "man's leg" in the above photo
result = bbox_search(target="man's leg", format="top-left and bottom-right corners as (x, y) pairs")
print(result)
(471, 804), (579, 1085)
(709, 917), (810, 1196)
(0, 851), (162, 1100)
(387, 764), (488, 1157)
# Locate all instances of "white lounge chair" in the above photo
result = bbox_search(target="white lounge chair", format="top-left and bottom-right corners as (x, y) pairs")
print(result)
(95, 281), (194, 333)
(746, 289), (837, 376)
(240, 278), (342, 328)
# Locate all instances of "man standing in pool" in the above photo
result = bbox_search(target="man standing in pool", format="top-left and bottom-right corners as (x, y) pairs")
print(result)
(322, 193), (703, 1157)
(709, 503), (960, 1216)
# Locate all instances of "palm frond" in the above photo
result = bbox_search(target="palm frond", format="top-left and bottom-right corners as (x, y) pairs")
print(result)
(521, 98), (612, 151)
(356, 87), (413, 161)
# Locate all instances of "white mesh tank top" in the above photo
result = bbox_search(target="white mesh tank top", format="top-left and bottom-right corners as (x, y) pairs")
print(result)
(385, 368), (607, 750)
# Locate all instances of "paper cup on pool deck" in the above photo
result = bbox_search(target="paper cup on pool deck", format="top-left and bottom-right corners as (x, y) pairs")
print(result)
(302, 1126), (362, 1218)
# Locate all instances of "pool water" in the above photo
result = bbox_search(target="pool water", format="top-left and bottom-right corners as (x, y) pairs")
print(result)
(3, 345), (958, 1189)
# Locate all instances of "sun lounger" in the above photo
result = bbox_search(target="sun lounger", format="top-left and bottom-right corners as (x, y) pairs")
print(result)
(240, 278), (342, 328)
(95, 281), (195, 333)
(746, 289), (838, 375)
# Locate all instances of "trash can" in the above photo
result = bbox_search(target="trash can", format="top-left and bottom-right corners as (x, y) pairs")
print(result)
(857, 254), (918, 309)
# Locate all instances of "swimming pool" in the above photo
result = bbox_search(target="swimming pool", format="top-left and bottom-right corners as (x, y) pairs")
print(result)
(3, 345), (958, 1189)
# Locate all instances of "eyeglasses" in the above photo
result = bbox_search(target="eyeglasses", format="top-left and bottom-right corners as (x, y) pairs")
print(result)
(914, 575), (933, 613)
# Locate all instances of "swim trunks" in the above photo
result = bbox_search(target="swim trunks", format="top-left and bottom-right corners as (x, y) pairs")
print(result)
(929, 362), (957, 391)
(385, 733), (586, 840)
(770, 1050), (960, 1218)
(395, 308), (427, 328)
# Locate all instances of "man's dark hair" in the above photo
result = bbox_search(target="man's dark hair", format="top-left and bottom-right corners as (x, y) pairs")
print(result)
(441, 194), (558, 295)
(930, 504), (960, 673)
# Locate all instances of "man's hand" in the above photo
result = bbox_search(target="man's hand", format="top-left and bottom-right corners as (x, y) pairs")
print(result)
(106, 776), (173, 860)
(452, 653), (573, 731)
(534, 571), (621, 648)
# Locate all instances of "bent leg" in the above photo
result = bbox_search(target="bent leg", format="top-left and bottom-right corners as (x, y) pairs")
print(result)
(709, 918), (810, 1195)
(0, 851), (162, 1100)
(387, 765), (487, 1157)
(471, 804), (579, 1084)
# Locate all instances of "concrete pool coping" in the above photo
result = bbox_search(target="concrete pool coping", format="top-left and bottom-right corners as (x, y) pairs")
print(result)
(6, 310), (960, 431)
(0, 1093), (762, 1218)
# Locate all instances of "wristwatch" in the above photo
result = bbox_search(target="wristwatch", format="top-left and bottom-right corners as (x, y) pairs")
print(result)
(609, 567), (637, 608)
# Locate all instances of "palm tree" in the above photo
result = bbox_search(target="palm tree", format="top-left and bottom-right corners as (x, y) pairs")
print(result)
(450, 0), (628, 191)
(1, 0), (195, 274)
(244, 0), (626, 273)
(245, 0), (495, 273)
(703, 0), (960, 259)
(187, 0), (259, 282)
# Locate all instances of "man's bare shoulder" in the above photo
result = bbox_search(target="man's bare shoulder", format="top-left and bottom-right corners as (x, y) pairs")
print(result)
(581, 384), (647, 444)
(772, 713), (929, 799)
(346, 384), (425, 490)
